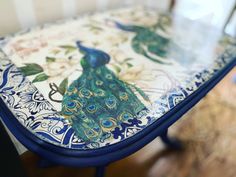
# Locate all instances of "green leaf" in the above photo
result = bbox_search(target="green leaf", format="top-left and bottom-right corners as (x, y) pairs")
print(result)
(46, 57), (56, 63)
(91, 26), (103, 31)
(51, 49), (60, 55)
(130, 84), (149, 101)
(65, 48), (76, 55)
(59, 45), (77, 55)
(113, 65), (121, 73)
(84, 24), (103, 31)
(32, 73), (49, 83)
(59, 45), (76, 50)
(58, 78), (68, 95)
(122, 58), (133, 63)
(126, 62), (133, 68)
(19, 63), (43, 76)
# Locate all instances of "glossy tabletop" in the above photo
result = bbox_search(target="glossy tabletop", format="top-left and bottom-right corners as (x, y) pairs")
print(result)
(0, 6), (235, 154)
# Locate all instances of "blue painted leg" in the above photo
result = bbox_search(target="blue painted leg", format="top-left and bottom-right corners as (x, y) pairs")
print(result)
(160, 129), (183, 150)
(95, 166), (106, 177)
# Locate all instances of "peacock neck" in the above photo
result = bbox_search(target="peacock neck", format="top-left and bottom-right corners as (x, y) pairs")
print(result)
(80, 58), (90, 70)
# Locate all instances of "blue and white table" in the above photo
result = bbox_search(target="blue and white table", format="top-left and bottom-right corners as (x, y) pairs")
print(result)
(0, 6), (235, 177)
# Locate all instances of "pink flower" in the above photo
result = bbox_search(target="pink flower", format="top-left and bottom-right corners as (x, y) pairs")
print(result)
(10, 36), (47, 58)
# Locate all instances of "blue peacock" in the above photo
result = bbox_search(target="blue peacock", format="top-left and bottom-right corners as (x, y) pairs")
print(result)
(61, 41), (148, 142)
(113, 19), (193, 66)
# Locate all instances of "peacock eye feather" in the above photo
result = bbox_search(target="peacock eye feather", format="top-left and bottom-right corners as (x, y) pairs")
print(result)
(96, 68), (101, 74)
(96, 80), (103, 86)
(100, 118), (117, 131)
(83, 123), (101, 140)
(105, 74), (113, 80)
(119, 92), (128, 101)
(86, 104), (97, 113)
(62, 110), (74, 116)
(105, 96), (117, 109)
(94, 89), (105, 97)
(67, 86), (76, 93)
(119, 112), (133, 121)
(85, 129), (96, 137)
(68, 101), (78, 110)
(80, 115), (87, 120)
(67, 101), (76, 108)
(79, 88), (93, 98)
(109, 83), (117, 90)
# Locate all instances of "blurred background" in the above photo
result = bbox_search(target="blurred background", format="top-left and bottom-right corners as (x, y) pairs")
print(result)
(0, 0), (235, 36)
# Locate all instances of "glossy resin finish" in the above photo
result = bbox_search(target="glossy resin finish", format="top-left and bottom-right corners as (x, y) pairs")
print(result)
(0, 7), (236, 150)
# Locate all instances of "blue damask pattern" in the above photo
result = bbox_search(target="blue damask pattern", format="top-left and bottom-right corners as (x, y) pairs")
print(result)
(0, 55), (89, 149)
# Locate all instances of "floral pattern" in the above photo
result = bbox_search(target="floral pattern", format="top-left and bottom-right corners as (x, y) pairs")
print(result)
(14, 87), (55, 114)
(0, 6), (236, 149)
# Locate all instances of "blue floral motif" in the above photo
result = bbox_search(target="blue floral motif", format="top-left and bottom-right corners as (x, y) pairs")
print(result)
(112, 118), (144, 140)
(14, 87), (55, 114)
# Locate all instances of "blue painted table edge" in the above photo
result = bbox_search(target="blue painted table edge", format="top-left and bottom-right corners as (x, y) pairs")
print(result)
(0, 57), (235, 167)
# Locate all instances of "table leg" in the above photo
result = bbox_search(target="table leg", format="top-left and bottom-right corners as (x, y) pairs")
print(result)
(95, 165), (106, 177)
(160, 129), (183, 150)
(0, 120), (28, 177)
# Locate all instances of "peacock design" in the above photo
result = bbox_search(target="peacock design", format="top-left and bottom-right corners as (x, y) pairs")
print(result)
(113, 17), (193, 65)
(61, 41), (149, 142)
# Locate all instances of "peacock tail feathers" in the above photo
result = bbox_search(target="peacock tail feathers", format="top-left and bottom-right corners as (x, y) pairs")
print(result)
(61, 64), (147, 142)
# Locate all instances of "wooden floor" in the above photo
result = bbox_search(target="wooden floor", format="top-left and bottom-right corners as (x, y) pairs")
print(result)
(20, 68), (236, 177)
